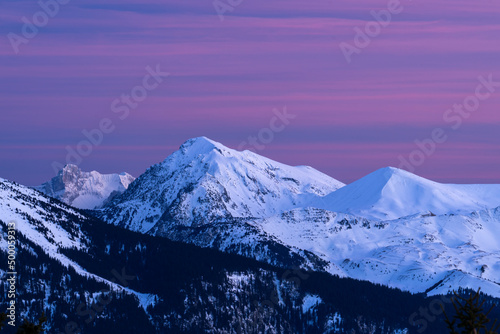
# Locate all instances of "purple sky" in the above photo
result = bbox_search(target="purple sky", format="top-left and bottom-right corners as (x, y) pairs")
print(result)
(1, 0), (499, 185)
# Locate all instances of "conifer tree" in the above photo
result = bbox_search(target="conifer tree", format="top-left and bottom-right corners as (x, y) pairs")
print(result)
(0, 312), (46, 334)
(0, 313), (6, 331)
(15, 313), (47, 334)
(442, 289), (499, 334)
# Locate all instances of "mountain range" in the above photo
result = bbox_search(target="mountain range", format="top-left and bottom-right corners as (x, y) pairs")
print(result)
(95, 137), (500, 297)
(1, 176), (439, 333)
(2, 136), (500, 333)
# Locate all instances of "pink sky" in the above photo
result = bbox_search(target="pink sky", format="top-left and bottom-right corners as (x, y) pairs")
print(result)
(1, 0), (499, 185)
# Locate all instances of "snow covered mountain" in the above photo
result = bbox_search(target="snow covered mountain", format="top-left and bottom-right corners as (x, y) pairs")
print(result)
(35, 164), (135, 209)
(320, 167), (500, 220)
(3, 136), (500, 331)
(98, 136), (344, 233)
(95, 137), (500, 299)
(0, 176), (429, 333)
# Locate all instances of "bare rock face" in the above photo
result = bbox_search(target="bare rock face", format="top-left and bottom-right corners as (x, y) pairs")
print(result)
(32, 137), (500, 298)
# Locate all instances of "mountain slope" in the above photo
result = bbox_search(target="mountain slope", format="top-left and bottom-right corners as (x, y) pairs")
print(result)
(1, 177), (89, 254)
(1, 176), (447, 334)
(0, 177), (151, 300)
(321, 167), (500, 220)
(256, 206), (500, 297)
(35, 164), (135, 209)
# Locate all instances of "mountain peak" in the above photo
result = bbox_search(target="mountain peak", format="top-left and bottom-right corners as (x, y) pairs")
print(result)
(374, 166), (418, 180)
(60, 163), (82, 175)
(179, 136), (226, 154)
(58, 164), (85, 185)
(183, 136), (220, 146)
(35, 166), (135, 209)
(323, 166), (500, 219)
(362, 167), (431, 189)
(170, 137), (237, 165)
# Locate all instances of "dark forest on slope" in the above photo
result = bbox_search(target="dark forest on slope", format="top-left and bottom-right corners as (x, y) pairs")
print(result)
(2, 208), (499, 333)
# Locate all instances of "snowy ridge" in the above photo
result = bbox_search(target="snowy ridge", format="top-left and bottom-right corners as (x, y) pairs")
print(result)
(0, 178), (155, 308)
(35, 164), (135, 209)
(320, 167), (500, 220)
(0, 177), (88, 251)
(256, 207), (500, 296)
